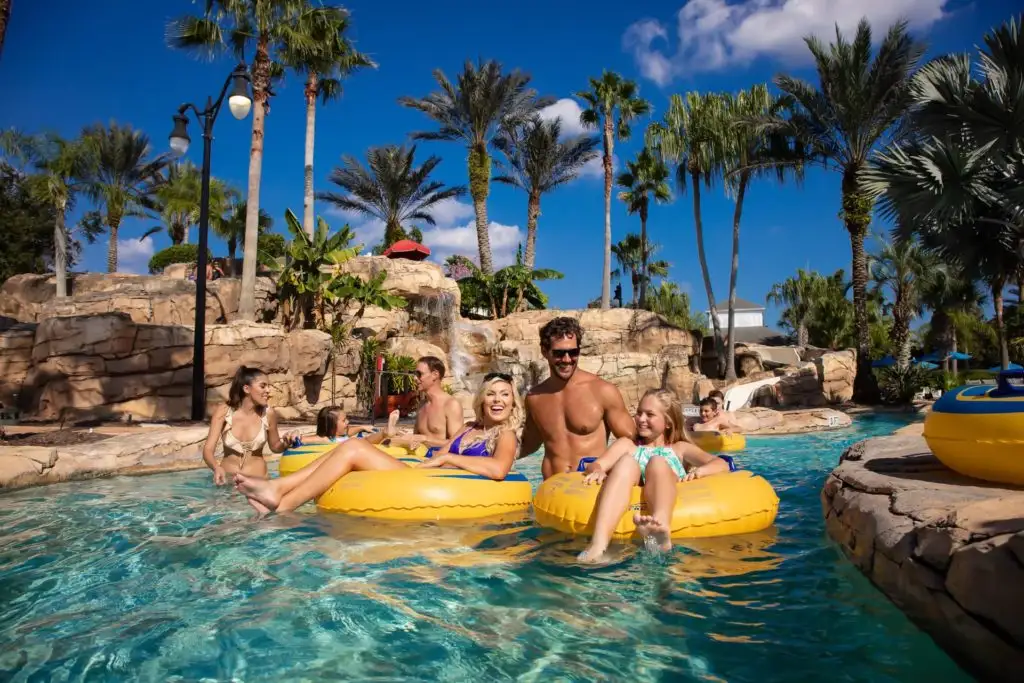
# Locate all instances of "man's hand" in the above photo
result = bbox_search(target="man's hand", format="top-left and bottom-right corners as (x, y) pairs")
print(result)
(582, 461), (606, 485)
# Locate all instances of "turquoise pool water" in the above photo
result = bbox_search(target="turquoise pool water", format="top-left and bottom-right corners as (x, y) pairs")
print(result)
(0, 415), (972, 682)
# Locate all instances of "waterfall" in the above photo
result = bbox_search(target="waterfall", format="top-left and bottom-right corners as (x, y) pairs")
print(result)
(414, 291), (491, 390)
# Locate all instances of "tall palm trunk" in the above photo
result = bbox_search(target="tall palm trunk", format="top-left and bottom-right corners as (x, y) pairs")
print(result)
(638, 200), (649, 309)
(227, 238), (237, 278)
(993, 278), (1009, 370)
(106, 214), (122, 273)
(951, 328), (959, 375)
(0, 0), (11, 60)
(239, 37), (271, 321)
(891, 298), (913, 370)
(515, 190), (541, 313)
(302, 72), (318, 238)
(691, 169), (724, 376)
(468, 144), (494, 274)
(797, 321), (809, 347)
(725, 172), (749, 381)
(54, 198), (68, 297)
(843, 170), (875, 401)
(600, 116), (614, 309)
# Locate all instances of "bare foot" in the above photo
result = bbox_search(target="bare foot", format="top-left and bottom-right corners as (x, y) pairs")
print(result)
(577, 545), (611, 565)
(634, 513), (672, 553)
(386, 409), (400, 436)
(233, 472), (282, 512)
(247, 497), (271, 519)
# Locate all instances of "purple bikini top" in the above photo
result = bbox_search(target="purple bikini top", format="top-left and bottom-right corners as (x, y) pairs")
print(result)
(450, 429), (491, 457)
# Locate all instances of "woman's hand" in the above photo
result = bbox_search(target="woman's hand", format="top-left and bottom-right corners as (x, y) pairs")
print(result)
(582, 461), (607, 485)
(281, 431), (301, 448)
(416, 454), (450, 469)
(213, 466), (227, 486)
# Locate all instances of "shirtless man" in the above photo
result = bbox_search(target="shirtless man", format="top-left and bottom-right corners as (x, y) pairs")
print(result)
(385, 355), (464, 449)
(519, 317), (636, 478)
(690, 396), (741, 434)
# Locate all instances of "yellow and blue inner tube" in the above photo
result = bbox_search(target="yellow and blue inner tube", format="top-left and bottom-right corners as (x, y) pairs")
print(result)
(924, 370), (1024, 485)
(691, 431), (747, 452)
(279, 439), (428, 477)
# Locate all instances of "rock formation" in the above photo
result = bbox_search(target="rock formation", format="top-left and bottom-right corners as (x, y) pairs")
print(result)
(823, 431), (1024, 682)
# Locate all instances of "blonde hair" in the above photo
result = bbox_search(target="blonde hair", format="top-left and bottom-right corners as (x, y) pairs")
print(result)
(471, 374), (524, 453)
(639, 388), (691, 444)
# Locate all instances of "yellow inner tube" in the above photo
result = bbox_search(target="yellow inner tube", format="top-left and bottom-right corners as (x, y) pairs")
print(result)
(924, 407), (1024, 485)
(278, 441), (427, 477)
(533, 470), (778, 539)
(690, 431), (746, 452)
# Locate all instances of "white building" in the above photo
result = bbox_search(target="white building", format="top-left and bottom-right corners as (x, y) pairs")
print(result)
(704, 297), (786, 345)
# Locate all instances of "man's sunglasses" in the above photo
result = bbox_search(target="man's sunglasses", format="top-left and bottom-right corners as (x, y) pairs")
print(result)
(484, 372), (514, 383)
(551, 348), (581, 359)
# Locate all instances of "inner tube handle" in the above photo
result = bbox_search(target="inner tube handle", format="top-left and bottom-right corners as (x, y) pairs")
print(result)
(996, 369), (1024, 394)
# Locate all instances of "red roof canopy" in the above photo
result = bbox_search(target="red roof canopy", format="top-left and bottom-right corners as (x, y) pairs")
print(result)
(383, 239), (431, 260)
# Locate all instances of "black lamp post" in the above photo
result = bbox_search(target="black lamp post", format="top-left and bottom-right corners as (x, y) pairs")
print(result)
(169, 63), (252, 421)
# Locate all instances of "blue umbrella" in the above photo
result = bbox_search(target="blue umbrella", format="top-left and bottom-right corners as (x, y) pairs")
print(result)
(918, 352), (942, 362)
(987, 363), (1023, 372)
(948, 351), (972, 361)
(917, 361), (939, 370)
(872, 355), (896, 368)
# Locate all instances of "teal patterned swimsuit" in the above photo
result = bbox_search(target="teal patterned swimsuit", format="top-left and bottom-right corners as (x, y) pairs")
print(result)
(632, 444), (686, 483)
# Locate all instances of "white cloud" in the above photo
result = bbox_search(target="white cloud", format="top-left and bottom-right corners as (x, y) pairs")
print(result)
(117, 236), (155, 274)
(427, 198), (475, 226)
(538, 98), (592, 137)
(422, 221), (524, 269)
(624, 0), (950, 84)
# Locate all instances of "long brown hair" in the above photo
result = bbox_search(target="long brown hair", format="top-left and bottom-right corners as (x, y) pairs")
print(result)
(639, 388), (690, 444)
(227, 366), (267, 412)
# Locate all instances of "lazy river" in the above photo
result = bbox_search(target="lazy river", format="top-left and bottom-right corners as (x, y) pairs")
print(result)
(0, 415), (972, 681)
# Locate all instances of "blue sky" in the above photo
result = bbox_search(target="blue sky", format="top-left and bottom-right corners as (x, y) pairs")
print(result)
(1, 0), (1017, 328)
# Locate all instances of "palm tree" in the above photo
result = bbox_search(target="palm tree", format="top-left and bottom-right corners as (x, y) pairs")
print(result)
(457, 244), (563, 318)
(280, 4), (374, 237)
(647, 91), (729, 375)
(151, 161), (236, 245)
(578, 72), (651, 309)
(754, 19), (925, 397)
(864, 16), (1024, 370)
(317, 145), (466, 248)
(214, 198), (273, 275)
(168, 0), (325, 320)
(400, 59), (549, 274)
(493, 116), (599, 278)
(646, 281), (706, 331)
(723, 84), (802, 380)
(869, 235), (944, 369)
(0, 0), (11, 61)
(612, 233), (669, 307)
(616, 147), (671, 308)
(767, 269), (826, 347)
(79, 122), (167, 272)
(921, 267), (987, 374)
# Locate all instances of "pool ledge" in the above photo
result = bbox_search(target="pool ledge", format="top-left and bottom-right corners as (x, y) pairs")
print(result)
(822, 431), (1024, 682)
(0, 426), (283, 491)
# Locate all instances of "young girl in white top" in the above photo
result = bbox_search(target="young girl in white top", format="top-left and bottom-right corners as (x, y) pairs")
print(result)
(202, 366), (299, 485)
(296, 406), (399, 446)
(578, 388), (731, 563)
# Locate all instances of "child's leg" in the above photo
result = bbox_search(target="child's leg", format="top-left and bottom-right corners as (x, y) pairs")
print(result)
(579, 456), (641, 563)
(235, 439), (406, 513)
(634, 456), (678, 552)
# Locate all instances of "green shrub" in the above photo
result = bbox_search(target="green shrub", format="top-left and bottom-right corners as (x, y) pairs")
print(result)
(937, 371), (963, 392)
(356, 338), (383, 411)
(148, 244), (212, 274)
(879, 365), (930, 405)
(385, 353), (417, 394)
(258, 233), (286, 259)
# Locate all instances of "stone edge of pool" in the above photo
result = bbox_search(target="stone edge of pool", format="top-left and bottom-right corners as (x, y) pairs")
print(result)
(822, 427), (1024, 682)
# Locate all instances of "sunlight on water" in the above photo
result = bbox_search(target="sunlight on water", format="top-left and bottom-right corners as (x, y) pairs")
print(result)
(0, 414), (972, 682)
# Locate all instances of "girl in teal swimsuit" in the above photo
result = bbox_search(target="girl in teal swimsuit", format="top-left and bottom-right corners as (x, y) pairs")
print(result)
(578, 388), (731, 563)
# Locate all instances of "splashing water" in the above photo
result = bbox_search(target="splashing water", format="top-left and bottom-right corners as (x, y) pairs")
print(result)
(415, 291), (496, 391)
(0, 414), (971, 681)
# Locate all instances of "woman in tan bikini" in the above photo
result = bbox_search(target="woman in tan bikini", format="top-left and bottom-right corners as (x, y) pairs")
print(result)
(202, 366), (300, 485)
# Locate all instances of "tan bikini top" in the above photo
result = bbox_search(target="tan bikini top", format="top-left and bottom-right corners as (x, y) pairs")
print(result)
(222, 407), (269, 466)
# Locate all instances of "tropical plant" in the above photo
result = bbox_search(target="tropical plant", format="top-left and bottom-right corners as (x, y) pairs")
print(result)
(356, 337), (383, 411)
(213, 198), (274, 275)
(722, 84), (802, 380)
(578, 71), (651, 309)
(275, 208), (360, 329)
(324, 268), (407, 323)
(767, 268), (826, 347)
(645, 281), (706, 331)
(611, 233), (669, 308)
(0, 164), (57, 283)
(79, 122), (167, 272)
(921, 267), (990, 372)
(864, 15), (1024, 370)
(443, 254), (475, 281)
(148, 244), (211, 275)
(400, 59), (550, 274)
(168, 0), (326, 320)
(754, 18), (925, 399)
(877, 364), (929, 405)
(494, 117), (599, 279)
(150, 161), (235, 245)
(616, 147), (671, 308)
(647, 91), (728, 374)
(317, 144), (465, 248)
(383, 353), (418, 395)
(279, 4), (374, 237)
(457, 245), (563, 318)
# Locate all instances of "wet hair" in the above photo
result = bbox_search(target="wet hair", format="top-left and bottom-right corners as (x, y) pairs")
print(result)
(316, 406), (345, 437)
(640, 388), (688, 444)
(471, 374), (525, 454)
(418, 356), (446, 379)
(540, 316), (584, 352)
(227, 366), (267, 411)
(699, 397), (718, 410)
